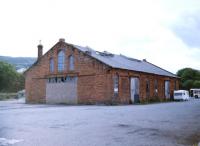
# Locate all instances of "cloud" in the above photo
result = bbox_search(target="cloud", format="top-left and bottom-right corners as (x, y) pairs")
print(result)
(171, 11), (200, 48)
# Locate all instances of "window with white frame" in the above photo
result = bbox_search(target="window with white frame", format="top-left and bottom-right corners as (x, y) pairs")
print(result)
(49, 58), (54, 73)
(154, 79), (158, 96)
(113, 74), (119, 96)
(69, 55), (74, 70)
(58, 50), (65, 72)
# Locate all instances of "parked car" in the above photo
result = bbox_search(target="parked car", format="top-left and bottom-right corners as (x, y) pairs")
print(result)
(174, 90), (189, 101)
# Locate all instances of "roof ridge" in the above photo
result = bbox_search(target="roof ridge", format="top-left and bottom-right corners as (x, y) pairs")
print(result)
(119, 54), (141, 62)
(25, 40), (179, 78)
(144, 61), (178, 78)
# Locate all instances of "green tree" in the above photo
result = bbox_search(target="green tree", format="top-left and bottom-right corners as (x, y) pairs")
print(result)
(176, 68), (200, 90)
(193, 80), (200, 88)
(182, 80), (193, 90)
(0, 61), (24, 92)
(194, 70), (200, 80)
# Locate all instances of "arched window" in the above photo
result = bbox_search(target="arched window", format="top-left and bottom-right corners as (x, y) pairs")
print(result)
(58, 50), (65, 72)
(49, 58), (54, 72)
(69, 55), (74, 70)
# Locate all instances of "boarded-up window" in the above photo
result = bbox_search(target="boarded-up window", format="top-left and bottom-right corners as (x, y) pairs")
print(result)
(146, 79), (150, 98)
(174, 80), (176, 90)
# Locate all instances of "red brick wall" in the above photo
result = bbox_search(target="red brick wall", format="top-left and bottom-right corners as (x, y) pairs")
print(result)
(111, 69), (179, 103)
(25, 56), (49, 103)
(25, 41), (179, 104)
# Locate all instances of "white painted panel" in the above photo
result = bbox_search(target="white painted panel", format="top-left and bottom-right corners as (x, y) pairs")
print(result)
(46, 78), (77, 104)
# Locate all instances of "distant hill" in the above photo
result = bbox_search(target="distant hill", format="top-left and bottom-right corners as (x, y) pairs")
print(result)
(0, 56), (36, 71)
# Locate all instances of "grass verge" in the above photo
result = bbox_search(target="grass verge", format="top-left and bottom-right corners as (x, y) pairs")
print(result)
(0, 93), (17, 101)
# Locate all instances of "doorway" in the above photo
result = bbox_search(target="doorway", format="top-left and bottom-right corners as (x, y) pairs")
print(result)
(165, 80), (170, 99)
(130, 77), (140, 103)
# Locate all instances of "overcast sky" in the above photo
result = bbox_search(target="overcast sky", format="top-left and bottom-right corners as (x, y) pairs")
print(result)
(0, 0), (199, 73)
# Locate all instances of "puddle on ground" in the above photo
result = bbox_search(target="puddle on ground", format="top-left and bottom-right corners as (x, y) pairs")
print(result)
(117, 124), (131, 128)
(0, 138), (23, 146)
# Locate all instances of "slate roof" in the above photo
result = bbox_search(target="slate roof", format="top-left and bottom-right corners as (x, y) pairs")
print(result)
(74, 45), (178, 78)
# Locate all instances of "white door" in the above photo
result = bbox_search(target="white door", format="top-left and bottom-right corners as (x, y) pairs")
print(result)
(165, 81), (170, 99)
(131, 77), (139, 103)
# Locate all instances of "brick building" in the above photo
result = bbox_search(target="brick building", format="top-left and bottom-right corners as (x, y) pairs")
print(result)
(24, 38), (179, 104)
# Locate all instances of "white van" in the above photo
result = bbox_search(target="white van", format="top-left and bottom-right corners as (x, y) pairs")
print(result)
(174, 90), (189, 101)
(190, 89), (200, 98)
